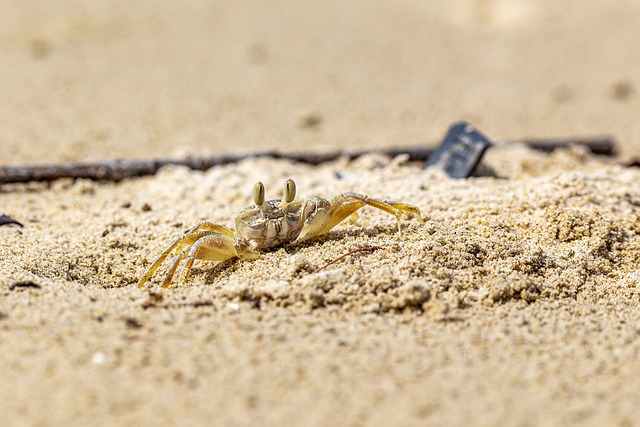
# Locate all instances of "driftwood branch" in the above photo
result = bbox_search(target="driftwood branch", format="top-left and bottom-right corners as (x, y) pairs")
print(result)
(0, 137), (616, 184)
(516, 137), (615, 155)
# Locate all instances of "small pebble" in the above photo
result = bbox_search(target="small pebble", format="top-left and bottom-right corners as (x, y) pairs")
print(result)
(91, 352), (107, 365)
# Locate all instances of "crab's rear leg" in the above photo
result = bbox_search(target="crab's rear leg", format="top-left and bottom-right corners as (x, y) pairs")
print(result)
(136, 224), (234, 288)
(184, 222), (235, 237)
(321, 193), (423, 235)
(160, 250), (189, 288)
(176, 234), (259, 286)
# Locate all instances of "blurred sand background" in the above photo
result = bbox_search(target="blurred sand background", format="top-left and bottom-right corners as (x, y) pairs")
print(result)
(1, 1), (640, 426)
(1, 0), (639, 164)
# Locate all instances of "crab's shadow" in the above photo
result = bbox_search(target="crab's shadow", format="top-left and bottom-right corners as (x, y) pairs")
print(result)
(198, 222), (417, 283)
(200, 258), (244, 284)
(284, 223), (403, 253)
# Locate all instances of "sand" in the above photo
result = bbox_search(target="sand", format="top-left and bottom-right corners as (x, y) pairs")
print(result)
(1, 1), (640, 426)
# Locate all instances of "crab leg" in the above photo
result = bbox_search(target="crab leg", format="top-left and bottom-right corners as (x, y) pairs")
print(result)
(176, 234), (243, 286)
(136, 225), (233, 287)
(183, 222), (235, 237)
(160, 251), (188, 288)
(321, 193), (423, 235)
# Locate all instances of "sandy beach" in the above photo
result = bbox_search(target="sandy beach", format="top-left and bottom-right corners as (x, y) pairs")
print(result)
(1, 1), (640, 426)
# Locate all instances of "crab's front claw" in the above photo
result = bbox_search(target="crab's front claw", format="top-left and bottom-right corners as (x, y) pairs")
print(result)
(294, 198), (332, 243)
(297, 192), (423, 241)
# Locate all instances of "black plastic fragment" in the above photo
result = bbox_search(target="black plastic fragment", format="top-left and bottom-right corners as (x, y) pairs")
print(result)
(0, 214), (23, 227)
(426, 121), (493, 178)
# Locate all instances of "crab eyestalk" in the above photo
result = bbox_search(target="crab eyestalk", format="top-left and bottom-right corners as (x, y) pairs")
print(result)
(280, 179), (296, 207)
(253, 182), (267, 213)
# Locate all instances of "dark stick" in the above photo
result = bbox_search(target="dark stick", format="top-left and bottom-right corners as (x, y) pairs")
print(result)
(0, 137), (616, 184)
(517, 136), (615, 155)
(0, 148), (430, 184)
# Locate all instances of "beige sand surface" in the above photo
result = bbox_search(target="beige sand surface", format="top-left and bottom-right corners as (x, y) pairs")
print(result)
(1, 1), (640, 426)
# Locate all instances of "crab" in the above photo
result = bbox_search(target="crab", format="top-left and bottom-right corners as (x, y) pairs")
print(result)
(136, 179), (423, 287)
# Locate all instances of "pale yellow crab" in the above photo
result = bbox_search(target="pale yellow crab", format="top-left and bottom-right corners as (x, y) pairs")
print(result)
(136, 179), (423, 287)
